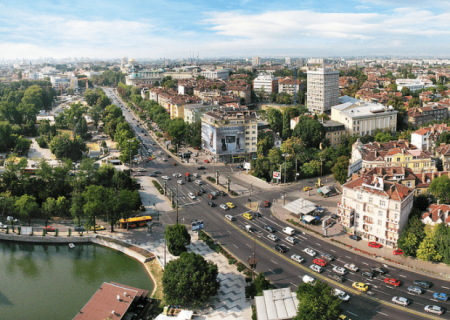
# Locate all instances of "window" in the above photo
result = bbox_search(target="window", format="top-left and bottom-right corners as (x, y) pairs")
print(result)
(252, 142), (256, 145)
(356, 204), (360, 210)
(406, 182), (411, 187)
(357, 194), (362, 200)
(344, 190), (347, 196)
(246, 131), (250, 134)
(246, 143), (249, 146)
(252, 131), (256, 134)
(395, 213), (399, 219)
(246, 137), (249, 140)
(380, 200), (385, 206)
(395, 204), (398, 210)
(369, 197), (373, 203)
(355, 222), (359, 228)
(378, 220), (382, 226)
(378, 211), (383, 217)
(396, 157), (400, 162)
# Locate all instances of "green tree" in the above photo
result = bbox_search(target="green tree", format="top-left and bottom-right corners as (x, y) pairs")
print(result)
(302, 160), (321, 178)
(167, 118), (186, 146)
(41, 197), (57, 227)
(433, 223), (450, 265)
(70, 194), (85, 227)
(88, 105), (103, 129)
(162, 252), (220, 307)
(282, 110), (292, 140)
(332, 156), (349, 185)
(254, 272), (271, 294)
(417, 235), (442, 262)
(293, 280), (342, 320)
(82, 185), (105, 233)
(429, 175), (450, 204)
(84, 89), (100, 106)
(14, 194), (39, 225)
(292, 117), (325, 149)
(164, 224), (191, 256)
(267, 109), (283, 134)
(256, 132), (275, 156)
(398, 216), (425, 257)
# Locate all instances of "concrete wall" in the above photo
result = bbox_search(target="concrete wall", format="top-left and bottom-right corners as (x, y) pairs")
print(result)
(0, 233), (91, 244)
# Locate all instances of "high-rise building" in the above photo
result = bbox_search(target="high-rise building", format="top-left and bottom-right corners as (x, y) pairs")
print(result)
(285, 57), (291, 65)
(252, 56), (261, 67)
(253, 74), (279, 94)
(306, 68), (339, 114)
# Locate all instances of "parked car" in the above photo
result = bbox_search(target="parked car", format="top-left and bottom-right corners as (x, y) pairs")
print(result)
(264, 201), (270, 207)
(91, 224), (105, 231)
(368, 242), (382, 248)
(207, 194), (215, 200)
(264, 226), (275, 233)
(44, 226), (55, 232)
(149, 173), (157, 177)
(226, 202), (235, 209)
(243, 213), (252, 220)
(162, 176), (170, 180)
(414, 280), (432, 288)
(384, 278), (401, 287)
(188, 193), (196, 200)
(393, 249), (404, 255)
(303, 248), (317, 257)
(267, 234), (278, 242)
(225, 215), (235, 221)
(253, 212), (262, 218)
(290, 254), (305, 263)
(197, 166), (205, 170)
(177, 180), (185, 185)
(424, 305), (444, 315)
(344, 263), (359, 272)
(392, 296), (410, 306)
(154, 170), (162, 174)
(310, 264), (323, 273)
(275, 245), (287, 253)
(204, 160), (210, 163)
(407, 286), (424, 294)
(303, 186), (312, 191)
(74, 225), (85, 232)
(328, 273), (345, 283)
(349, 235), (361, 241)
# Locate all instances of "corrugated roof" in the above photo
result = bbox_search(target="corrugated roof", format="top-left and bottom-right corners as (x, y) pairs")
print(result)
(256, 288), (299, 320)
(283, 198), (317, 215)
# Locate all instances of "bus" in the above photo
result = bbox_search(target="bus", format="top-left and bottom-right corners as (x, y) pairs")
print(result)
(119, 216), (152, 229)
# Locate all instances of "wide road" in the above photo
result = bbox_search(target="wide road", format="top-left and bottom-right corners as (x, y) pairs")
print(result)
(103, 88), (449, 320)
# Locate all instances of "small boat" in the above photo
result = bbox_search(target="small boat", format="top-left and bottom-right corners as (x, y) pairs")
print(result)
(69, 243), (75, 249)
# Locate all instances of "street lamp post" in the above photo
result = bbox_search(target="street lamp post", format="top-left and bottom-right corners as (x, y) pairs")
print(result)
(128, 139), (133, 173)
(282, 153), (289, 205)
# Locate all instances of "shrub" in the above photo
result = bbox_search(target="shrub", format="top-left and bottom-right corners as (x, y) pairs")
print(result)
(237, 262), (246, 272)
(214, 245), (221, 253)
(36, 136), (48, 148)
(68, 228), (71, 237)
(152, 180), (164, 194)
(230, 191), (238, 196)
(207, 176), (216, 183)
(18, 226), (21, 235)
(228, 258), (237, 265)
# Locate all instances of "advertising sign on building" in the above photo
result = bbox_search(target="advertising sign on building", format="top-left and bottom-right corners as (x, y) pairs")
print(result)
(273, 171), (281, 179)
(201, 122), (245, 155)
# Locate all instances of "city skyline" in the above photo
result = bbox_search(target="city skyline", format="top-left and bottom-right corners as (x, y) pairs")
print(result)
(1, 0), (450, 59)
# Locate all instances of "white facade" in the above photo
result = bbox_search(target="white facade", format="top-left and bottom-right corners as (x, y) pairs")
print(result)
(307, 68), (339, 113)
(396, 79), (434, 92)
(285, 57), (291, 65)
(411, 131), (431, 151)
(253, 74), (278, 94)
(331, 100), (398, 136)
(200, 69), (229, 80)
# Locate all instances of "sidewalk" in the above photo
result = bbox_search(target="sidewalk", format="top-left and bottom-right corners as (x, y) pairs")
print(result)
(271, 201), (450, 280)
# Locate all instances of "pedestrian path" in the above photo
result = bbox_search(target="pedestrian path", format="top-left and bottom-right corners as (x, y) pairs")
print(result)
(139, 236), (252, 319)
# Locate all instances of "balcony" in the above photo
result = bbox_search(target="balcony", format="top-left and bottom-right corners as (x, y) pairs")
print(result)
(363, 224), (373, 232)
(386, 227), (399, 233)
(336, 209), (353, 219)
(386, 218), (398, 224)
(363, 217), (374, 224)
(337, 202), (354, 212)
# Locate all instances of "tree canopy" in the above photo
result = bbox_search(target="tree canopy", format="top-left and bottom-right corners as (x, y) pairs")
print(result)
(164, 224), (191, 256)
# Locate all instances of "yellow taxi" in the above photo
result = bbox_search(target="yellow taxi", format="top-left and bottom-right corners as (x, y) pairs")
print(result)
(226, 202), (236, 209)
(90, 224), (105, 231)
(243, 213), (253, 220)
(339, 315), (351, 320)
(303, 186), (312, 191)
(352, 282), (368, 292)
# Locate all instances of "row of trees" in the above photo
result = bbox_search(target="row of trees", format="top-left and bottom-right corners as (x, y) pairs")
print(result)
(0, 156), (141, 231)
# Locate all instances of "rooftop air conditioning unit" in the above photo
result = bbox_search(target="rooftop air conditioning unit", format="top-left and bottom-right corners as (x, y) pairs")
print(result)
(117, 295), (120, 301)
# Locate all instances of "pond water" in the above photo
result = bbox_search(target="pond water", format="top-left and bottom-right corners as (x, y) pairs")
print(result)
(0, 241), (154, 320)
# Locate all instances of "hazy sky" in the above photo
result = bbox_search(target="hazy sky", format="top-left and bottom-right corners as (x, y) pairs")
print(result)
(1, 0), (450, 59)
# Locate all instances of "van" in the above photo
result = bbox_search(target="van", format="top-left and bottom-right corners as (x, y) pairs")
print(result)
(282, 227), (295, 235)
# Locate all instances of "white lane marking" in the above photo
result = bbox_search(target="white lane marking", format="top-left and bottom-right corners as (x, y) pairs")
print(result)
(227, 230), (232, 234)
(414, 301), (425, 306)
(428, 290), (435, 293)
(271, 260), (278, 265)
(399, 275), (406, 278)
(330, 249), (336, 252)
(443, 286), (450, 289)
(346, 256), (352, 259)
(218, 232), (223, 236)
(316, 243), (321, 246)
(348, 312), (358, 316)
(290, 282), (298, 287)
(371, 288), (390, 296)
(366, 279), (373, 282)
(233, 244), (238, 249)
(268, 269), (276, 274)
(362, 262), (368, 265)
(246, 243), (251, 248)
(431, 299), (440, 302)
(298, 235), (307, 240)
(376, 311), (389, 316)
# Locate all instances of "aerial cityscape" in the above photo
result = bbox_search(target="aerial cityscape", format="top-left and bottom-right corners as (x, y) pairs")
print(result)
(2, 1), (450, 320)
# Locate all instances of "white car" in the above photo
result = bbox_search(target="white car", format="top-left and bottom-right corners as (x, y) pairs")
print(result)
(332, 266), (347, 275)
(286, 236), (295, 244)
(220, 204), (229, 210)
(137, 168), (147, 172)
(173, 173), (182, 178)
(302, 275), (315, 284)
(177, 180), (184, 185)
(303, 248), (317, 257)
(267, 234), (278, 242)
(310, 264), (323, 273)
(334, 289), (350, 302)
(188, 192), (196, 200)
(162, 158), (167, 162)
(195, 180), (203, 185)
(344, 263), (359, 272)
(193, 173), (199, 178)
(424, 305), (443, 315)
(162, 176), (170, 180)
(290, 254), (305, 263)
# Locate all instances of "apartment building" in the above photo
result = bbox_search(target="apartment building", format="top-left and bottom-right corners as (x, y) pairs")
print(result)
(306, 68), (339, 114)
(201, 109), (259, 162)
(396, 78), (434, 92)
(323, 120), (346, 148)
(406, 105), (448, 127)
(410, 123), (450, 151)
(200, 69), (230, 80)
(278, 77), (304, 95)
(422, 204), (450, 226)
(338, 172), (414, 247)
(184, 103), (215, 124)
(350, 139), (436, 174)
(252, 57), (261, 67)
(331, 99), (398, 136)
(253, 74), (279, 94)
(435, 144), (450, 171)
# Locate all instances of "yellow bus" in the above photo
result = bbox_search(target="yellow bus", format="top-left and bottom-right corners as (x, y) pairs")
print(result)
(119, 216), (152, 229)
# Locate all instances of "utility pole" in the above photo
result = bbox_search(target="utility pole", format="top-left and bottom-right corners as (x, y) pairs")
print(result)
(282, 153), (289, 205)
(295, 157), (298, 182)
(176, 183), (179, 224)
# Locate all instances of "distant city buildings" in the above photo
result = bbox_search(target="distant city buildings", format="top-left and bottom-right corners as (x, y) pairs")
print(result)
(253, 74), (279, 94)
(395, 78), (434, 92)
(306, 68), (339, 113)
(252, 56), (261, 67)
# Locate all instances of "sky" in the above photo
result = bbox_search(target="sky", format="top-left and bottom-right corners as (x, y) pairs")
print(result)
(1, 0), (450, 60)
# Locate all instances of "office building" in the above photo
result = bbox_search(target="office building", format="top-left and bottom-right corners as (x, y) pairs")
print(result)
(252, 57), (261, 67)
(306, 68), (339, 113)
(253, 74), (279, 94)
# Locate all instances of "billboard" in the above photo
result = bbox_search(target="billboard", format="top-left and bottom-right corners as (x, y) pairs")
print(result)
(202, 122), (245, 155)
(273, 171), (281, 179)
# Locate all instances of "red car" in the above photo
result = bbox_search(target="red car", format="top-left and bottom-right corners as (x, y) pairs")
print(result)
(204, 160), (210, 163)
(393, 249), (403, 255)
(368, 242), (382, 248)
(44, 226), (55, 232)
(313, 258), (327, 267)
(264, 201), (270, 207)
(384, 278), (401, 287)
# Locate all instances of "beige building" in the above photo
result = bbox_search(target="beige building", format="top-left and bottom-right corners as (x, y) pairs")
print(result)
(201, 109), (259, 162)
(323, 120), (346, 148)
(306, 68), (339, 113)
(331, 99), (398, 136)
(338, 172), (414, 247)
(184, 103), (215, 124)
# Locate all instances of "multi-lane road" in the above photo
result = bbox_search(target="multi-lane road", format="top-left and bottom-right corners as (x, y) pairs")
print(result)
(103, 87), (449, 319)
